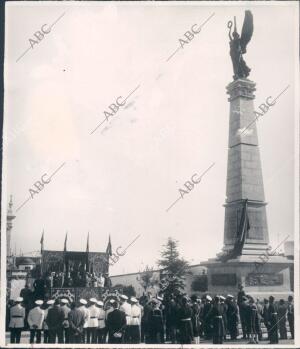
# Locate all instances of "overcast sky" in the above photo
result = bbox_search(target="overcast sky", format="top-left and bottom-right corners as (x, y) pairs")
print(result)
(3, 1), (298, 276)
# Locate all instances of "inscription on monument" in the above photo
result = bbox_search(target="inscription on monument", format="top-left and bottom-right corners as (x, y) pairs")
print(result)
(211, 273), (237, 286)
(245, 273), (283, 286)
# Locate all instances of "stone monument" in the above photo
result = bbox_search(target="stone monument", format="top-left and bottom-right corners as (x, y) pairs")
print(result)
(201, 11), (293, 299)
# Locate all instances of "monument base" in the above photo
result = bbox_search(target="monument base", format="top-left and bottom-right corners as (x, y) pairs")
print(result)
(201, 254), (293, 300)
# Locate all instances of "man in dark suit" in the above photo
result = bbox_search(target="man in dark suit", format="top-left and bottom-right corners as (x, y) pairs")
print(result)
(106, 300), (126, 343)
(46, 299), (65, 343)
(68, 302), (85, 343)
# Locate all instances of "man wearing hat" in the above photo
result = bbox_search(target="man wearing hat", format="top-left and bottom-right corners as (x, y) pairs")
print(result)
(60, 298), (71, 343)
(96, 301), (106, 343)
(177, 296), (193, 344)
(78, 298), (90, 343)
(9, 297), (25, 343)
(147, 298), (164, 344)
(46, 298), (65, 343)
(119, 295), (131, 342)
(87, 298), (100, 343)
(203, 295), (213, 340)
(267, 295), (279, 344)
(106, 299), (126, 343)
(68, 301), (85, 344)
(226, 295), (239, 340)
(287, 295), (294, 339)
(127, 297), (141, 343)
(28, 299), (45, 343)
(219, 296), (228, 340)
(240, 295), (250, 340)
(43, 299), (54, 343)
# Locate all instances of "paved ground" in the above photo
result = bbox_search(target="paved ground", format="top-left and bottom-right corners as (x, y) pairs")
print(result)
(5, 332), (294, 345)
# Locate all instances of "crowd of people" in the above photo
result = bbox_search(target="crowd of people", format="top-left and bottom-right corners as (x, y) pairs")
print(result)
(7, 287), (294, 344)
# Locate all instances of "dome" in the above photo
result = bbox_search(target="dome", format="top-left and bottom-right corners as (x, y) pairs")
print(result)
(18, 257), (35, 265)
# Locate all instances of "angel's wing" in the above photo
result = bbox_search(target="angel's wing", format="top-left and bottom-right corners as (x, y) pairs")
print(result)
(240, 10), (253, 54)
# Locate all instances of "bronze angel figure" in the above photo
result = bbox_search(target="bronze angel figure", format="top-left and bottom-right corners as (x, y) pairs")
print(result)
(228, 10), (254, 80)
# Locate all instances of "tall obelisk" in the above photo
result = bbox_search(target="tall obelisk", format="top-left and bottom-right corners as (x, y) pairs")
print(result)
(201, 11), (292, 298)
(223, 79), (269, 255)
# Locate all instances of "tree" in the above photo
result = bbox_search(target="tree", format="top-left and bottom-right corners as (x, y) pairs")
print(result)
(137, 265), (159, 292)
(157, 237), (190, 297)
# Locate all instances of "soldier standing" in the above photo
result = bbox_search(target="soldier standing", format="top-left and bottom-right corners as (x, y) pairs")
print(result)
(148, 299), (164, 344)
(226, 295), (239, 340)
(239, 296), (249, 339)
(128, 297), (142, 343)
(262, 298), (270, 340)
(287, 295), (294, 339)
(78, 298), (89, 343)
(96, 301), (106, 343)
(60, 298), (71, 343)
(220, 296), (228, 340)
(43, 299), (54, 343)
(267, 296), (279, 344)
(27, 299), (45, 343)
(203, 295), (213, 339)
(119, 295), (131, 342)
(209, 296), (225, 344)
(9, 297), (25, 344)
(87, 298), (100, 343)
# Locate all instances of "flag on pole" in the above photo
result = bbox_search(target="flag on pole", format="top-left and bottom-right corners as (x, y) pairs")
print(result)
(40, 230), (44, 253)
(64, 232), (68, 252)
(106, 235), (112, 256)
(86, 232), (90, 253)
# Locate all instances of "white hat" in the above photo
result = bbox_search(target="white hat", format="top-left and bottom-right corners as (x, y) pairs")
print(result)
(220, 296), (226, 301)
(109, 299), (116, 304)
(47, 299), (55, 305)
(35, 300), (43, 305)
(227, 294), (234, 299)
(90, 298), (97, 303)
(97, 301), (104, 306)
(79, 299), (87, 305)
(61, 299), (69, 304)
(157, 296), (163, 301)
(120, 295), (128, 300)
(206, 295), (212, 301)
(131, 297), (138, 303)
(16, 297), (23, 302)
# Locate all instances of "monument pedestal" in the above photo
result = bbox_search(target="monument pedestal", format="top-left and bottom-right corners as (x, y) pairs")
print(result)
(201, 78), (293, 299)
(202, 255), (293, 300)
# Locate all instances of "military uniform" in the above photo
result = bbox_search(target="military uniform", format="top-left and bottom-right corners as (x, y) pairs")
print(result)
(209, 301), (225, 344)
(9, 301), (25, 343)
(226, 298), (239, 340)
(287, 299), (294, 339)
(128, 300), (141, 343)
(178, 301), (193, 344)
(120, 298), (131, 342)
(148, 307), (165, 344)
(97, 303), (106, 343)
(61, 301), (71, 343)
(87, 301), (100, 343)
(27, 302), (45, 343)
(267, 300), (279, 344)
(78, 300), (90, 343)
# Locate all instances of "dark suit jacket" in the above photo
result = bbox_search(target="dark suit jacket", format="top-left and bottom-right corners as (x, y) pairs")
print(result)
(106, 309), (126, 334)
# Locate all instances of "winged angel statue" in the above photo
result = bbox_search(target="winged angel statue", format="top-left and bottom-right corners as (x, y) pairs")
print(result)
(228, 11), (254, 80)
